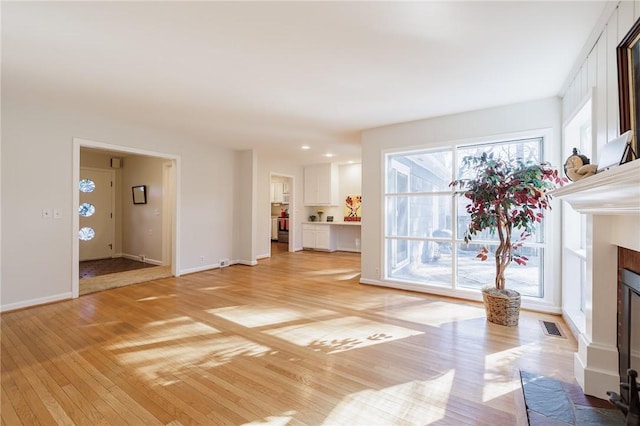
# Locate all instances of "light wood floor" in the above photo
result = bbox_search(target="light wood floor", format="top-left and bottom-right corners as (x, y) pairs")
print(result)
(80, 265), (173, 296)
(1, 250), (578, 425)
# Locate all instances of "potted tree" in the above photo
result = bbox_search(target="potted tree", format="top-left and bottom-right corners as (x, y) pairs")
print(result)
(451, 153), (566, 326)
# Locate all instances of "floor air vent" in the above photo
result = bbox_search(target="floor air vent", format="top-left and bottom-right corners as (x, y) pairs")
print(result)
(540, 320), (565, 338)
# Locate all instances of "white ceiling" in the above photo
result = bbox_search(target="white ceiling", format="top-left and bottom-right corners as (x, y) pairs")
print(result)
(2, 1), (608, 164)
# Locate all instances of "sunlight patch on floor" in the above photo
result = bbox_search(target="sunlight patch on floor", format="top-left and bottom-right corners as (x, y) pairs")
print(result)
(304, 268), (360, 277)
(137, 294), (176, 302)
(112, 334), (272, 382)
(337, 272), (361, 281)
(109, 316), (221, 350)
(387, 300), (485, 327)
(207, 305), (336, 328)
(482, 343), (534, 402)
(265, 316), (422, 354)
(349, 293), (428, 311)
(323, 370), (455, 425)
(242, 411), (297, 426)
(108, 316), (271, 382)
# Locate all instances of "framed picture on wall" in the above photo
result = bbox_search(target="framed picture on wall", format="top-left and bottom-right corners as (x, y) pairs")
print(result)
(132, 185), (147, 204)
(617, 17), (640, 161)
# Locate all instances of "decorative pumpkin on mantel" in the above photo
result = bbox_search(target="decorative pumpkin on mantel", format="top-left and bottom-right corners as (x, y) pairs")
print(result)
(563, 148), (597, 181)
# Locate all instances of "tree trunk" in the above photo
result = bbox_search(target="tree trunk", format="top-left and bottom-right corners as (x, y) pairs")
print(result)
(494, 206), (511, 291)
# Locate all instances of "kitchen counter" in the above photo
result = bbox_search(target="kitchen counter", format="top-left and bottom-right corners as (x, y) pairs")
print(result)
(302, 222), (361, 252)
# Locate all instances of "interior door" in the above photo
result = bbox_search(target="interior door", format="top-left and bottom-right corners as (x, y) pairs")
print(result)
(79, 168), (114, 261)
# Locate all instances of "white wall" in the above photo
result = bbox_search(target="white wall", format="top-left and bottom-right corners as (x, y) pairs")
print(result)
(360, 97), (564, 311)
(563, 1), (639, 156)
(560, 2), (640, 399)
(1, 96), (239, 310)
(233, 150), (258, 265)
(121, 155), (165, 264)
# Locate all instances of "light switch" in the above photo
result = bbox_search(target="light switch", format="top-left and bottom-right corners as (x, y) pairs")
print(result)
(42, 208), (52, 219)
(53, 208), (62, 219)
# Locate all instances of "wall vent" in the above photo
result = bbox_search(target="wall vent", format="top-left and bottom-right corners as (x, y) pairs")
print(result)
(540, 320), (565, 338)
(219, 259), (229, 268)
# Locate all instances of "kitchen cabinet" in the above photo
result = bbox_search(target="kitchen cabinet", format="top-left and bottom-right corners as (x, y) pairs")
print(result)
(302, 223), (336, 251)
(271, 182), (285, 203)
(304, 163), (339, 206)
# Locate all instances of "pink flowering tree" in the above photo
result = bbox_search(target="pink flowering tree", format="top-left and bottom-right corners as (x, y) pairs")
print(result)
(451, 153), (566, 291)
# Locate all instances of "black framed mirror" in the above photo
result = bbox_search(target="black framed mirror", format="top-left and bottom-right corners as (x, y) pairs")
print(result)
(132, 185), (147, 204)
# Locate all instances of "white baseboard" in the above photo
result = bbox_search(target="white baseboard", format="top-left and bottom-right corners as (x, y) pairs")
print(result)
(360, 278), (561, 314)
(1, 291), (73, 313)
(180, 264), (218, 275)
(235, 259), (258, 266)
(256, 253), (270, 260)
(121, 253), (162, 265)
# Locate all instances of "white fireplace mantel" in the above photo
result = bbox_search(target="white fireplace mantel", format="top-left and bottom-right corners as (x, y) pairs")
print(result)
(551, 159), (640, 214)
(552, 159), (640, 399)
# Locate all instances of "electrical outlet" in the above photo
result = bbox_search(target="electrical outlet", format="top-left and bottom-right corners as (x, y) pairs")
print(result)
(42, 208), (52, 219)
(199, 256), (205, 264)
(140, 255), (146, 262)
(53, 208), (62, 219)
(375, 268), (380, 278)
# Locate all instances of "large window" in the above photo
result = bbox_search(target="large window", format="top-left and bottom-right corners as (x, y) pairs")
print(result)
(562, 97), (592, 329)
(384, 137), (546, 298)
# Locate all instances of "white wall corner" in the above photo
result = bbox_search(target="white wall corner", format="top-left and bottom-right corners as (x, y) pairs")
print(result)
(235, 259), (258, 266)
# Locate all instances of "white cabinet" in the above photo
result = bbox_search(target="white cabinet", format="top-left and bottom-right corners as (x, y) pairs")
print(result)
(304, 163), (339, 206)
(302, 224), (335, 251)
(271, 182), (285, 203)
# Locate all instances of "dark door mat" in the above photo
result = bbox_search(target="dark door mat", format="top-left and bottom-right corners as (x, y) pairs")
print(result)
(520, 371), (624, 425)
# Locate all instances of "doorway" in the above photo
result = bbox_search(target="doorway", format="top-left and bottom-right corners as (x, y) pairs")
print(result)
(73, 139), (180, 297)
(269, 173), (294, 257)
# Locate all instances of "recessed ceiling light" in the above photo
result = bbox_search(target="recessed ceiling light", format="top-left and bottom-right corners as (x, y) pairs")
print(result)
(301, 145), (310, 150)
(324, 153), (334, 158)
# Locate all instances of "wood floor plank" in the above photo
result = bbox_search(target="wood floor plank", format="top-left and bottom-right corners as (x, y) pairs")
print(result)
(1, 382), (24, 426)
(2, 250), (579, 425)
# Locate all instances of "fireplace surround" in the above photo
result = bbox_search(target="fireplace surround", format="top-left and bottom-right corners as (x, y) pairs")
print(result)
(618, 249), (640, 403)
(553, 159), (640, 399)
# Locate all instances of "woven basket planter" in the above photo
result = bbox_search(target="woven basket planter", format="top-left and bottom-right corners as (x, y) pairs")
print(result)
(482, 286), (521, 327)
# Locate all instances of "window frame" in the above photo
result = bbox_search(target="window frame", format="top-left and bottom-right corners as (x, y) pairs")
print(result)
(380, 129), (560, 308)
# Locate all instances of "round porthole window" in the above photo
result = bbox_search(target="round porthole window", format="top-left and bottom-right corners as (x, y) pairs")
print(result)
(78, 227), (95, 241)
(79, 179), (95, 193)
(78, 203), (96, 217)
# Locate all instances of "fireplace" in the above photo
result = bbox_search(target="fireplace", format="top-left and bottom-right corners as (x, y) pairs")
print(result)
(618, 247), (640, 403)
(552, 160), (640, 399)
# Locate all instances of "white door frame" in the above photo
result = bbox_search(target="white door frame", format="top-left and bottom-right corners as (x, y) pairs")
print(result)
(162, 161), (175, 266)
(269, 172), (295, 256)
(72, 138), (181, 298)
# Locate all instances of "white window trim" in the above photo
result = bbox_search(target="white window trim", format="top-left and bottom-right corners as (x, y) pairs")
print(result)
(380, 128), (562, 313)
